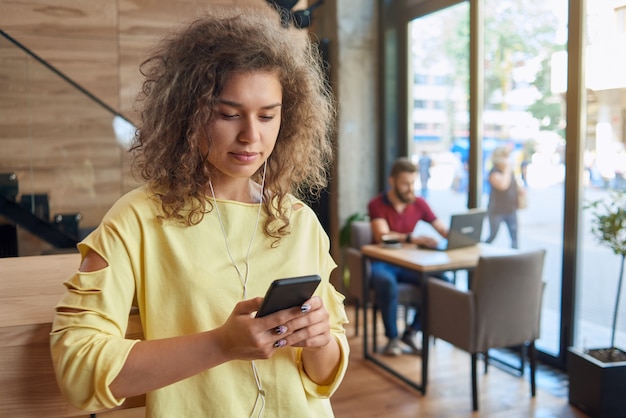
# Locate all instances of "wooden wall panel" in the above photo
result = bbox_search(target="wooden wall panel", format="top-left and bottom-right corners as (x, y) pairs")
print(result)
(121, 151), (142, 194)
(12, 35), (120, 109)
(4, 138), (120, 172)
(0, 0), (303, 256)
(0, 0), (117, 38)
(117, 0), (261, 38)
(0, 0), (119, 110)
(118, 0), (203, 36)
(0, 253), (145, 416)
(117, 36), (152, 121)
(0, 28), (117, 113)
(115, 0), (269, 118)
(115, 0), (244, 117)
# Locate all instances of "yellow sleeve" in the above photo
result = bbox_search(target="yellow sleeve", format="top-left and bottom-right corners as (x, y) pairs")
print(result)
(294, 213), (350, 398)
(50, 229), (139, 411)
(297, 282), (350, 398)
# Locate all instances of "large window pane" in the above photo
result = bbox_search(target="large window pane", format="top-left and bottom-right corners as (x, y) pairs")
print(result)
(480, 0), (568, 356)
(577, 1), (626, 352)
(409, 0), (568, 356)
(408, 3), (470, 229)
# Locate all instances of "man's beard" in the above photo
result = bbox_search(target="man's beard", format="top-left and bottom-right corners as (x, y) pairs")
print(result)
(394, 187), (414, 204)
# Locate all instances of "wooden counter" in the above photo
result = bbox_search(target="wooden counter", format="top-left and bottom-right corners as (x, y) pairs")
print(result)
(0, 253), (144, 417)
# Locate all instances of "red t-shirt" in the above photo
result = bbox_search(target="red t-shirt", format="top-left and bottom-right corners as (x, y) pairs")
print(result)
(368, 193), (437, 233)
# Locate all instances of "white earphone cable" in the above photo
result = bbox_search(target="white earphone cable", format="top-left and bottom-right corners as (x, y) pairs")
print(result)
(209, 160), (267, 418)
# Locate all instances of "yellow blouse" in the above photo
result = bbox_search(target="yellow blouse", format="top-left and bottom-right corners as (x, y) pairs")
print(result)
(50, 186), (349, 417)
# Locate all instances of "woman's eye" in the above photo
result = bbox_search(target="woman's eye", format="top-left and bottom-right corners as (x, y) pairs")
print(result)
(218, 112), (275, 121)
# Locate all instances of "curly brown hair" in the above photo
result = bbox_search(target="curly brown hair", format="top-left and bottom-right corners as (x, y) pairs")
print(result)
(131, 4), (335, 243)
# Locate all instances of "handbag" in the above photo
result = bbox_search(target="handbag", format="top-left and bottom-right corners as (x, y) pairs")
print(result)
(517, 183), (527, 209)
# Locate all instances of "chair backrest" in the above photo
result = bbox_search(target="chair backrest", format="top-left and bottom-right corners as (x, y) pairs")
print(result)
(346, 221), (373, 301)
(346, 220), (421, 309)
(350, 221), (373, 249)
(472, 249), (546, 352)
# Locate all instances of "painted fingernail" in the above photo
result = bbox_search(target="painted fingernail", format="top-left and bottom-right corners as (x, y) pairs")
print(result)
(275, 325), (287, 335)
(274, 339), (286, 348)
(301, 303), (311, 313)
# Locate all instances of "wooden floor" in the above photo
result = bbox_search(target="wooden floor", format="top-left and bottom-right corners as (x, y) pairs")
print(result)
(331, 305), (588, 418)
(97, 305), (589, 418)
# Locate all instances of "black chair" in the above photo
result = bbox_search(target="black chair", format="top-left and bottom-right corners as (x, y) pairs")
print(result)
(345, 221), (421, 351)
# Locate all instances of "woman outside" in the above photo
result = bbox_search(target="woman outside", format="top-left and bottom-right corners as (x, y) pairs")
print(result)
(485, 146), (524, 249)
(50, 4), (349, 417)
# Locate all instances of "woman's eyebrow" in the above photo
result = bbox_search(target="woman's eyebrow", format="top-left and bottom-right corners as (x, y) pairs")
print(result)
(218, 99), (282, 110)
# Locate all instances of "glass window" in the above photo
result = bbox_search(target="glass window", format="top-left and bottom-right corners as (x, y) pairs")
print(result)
(578, 1), (626, 352)
(481, 0), (568, 357)
(408, 3), (470, 231)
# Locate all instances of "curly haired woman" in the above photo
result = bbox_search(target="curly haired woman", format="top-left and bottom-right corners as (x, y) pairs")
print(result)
(50, 4), (348, 417)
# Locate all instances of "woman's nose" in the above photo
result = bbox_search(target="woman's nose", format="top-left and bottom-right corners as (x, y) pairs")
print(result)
(238, 118), (261, 143)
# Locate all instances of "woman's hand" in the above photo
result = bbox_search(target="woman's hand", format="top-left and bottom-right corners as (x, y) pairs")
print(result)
(280, 296), (341, 385)
(214, 296), (330, 361)
(278, 296), (331, 350)
(214, 296), (340, 385)
(213, 297), (286, 360)
(110, 296), (335, 398)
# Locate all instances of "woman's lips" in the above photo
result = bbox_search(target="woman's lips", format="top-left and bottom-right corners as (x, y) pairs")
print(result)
(230, 152), (258, 163)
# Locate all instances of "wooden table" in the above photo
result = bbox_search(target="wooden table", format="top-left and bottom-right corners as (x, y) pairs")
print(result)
(0, 253), (144, 417)
(360, 243), (517, 394)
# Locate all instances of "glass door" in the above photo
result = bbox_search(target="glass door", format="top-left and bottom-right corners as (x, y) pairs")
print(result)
(408, 3), (470, 238)
(407, 0), (570, 363)
(577, 1), (626, 353)
(480, 0), (568, 358)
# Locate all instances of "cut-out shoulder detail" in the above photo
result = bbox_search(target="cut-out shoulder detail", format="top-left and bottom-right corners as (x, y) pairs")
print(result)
(79, 249), (109, 272)
(292, 202), (304, 210)
(56, 307), (85, 313)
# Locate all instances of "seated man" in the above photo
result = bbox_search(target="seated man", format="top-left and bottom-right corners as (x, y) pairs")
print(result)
(368, 157), (448, 356)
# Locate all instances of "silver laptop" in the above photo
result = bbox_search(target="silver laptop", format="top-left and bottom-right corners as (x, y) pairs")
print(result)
(424, 209), (486, 251)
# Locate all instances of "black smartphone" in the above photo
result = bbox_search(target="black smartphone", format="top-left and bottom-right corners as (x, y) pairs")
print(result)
(255, 274), (321, 317)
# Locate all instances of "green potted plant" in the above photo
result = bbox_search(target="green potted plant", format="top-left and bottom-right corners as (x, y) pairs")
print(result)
(568, 190), (626, 418)
(339, 212), (368, 290)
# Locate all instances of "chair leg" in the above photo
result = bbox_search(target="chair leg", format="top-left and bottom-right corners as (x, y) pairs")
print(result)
(354, 300), (360, 337)
(471, 353), (479, 411)
(373, 305), (378, 352)
(403, 305), (409, 326)
(520, 343), (526, 375)
(484, 350), (489, 374)
(529, 340), (537, 397)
